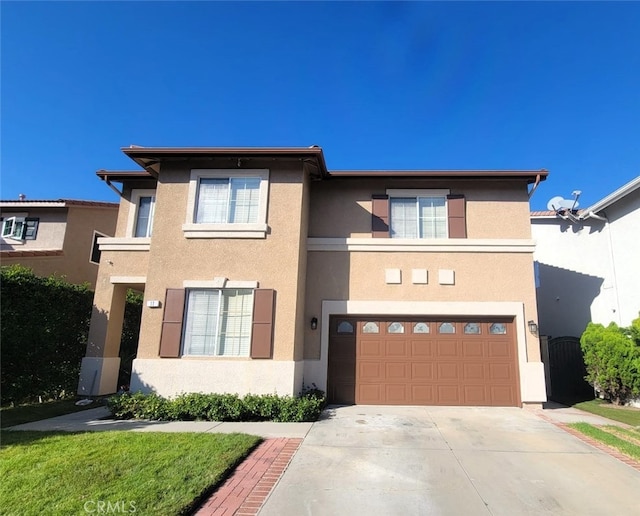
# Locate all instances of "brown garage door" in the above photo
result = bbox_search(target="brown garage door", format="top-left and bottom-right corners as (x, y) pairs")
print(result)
(327, 317), (520, 407)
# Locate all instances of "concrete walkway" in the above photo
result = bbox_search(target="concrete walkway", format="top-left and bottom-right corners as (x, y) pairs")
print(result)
(6, 406), (313, 438)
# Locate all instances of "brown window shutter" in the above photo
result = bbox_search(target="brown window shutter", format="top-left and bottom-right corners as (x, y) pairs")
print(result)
(251, 289), (275, 359)
(159, 288), (185, 358)
(447, 195), (467, 238)
(372, 195), (390, 238)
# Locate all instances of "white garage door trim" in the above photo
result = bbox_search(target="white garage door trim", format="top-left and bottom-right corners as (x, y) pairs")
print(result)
(303, 300), (547, 405)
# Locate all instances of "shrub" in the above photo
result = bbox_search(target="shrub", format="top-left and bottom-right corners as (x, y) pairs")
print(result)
(106, 391), (327, 423)
(580, 316), (640, 405)
(1, 265), (143, 405)
(1, 265), (93, 405)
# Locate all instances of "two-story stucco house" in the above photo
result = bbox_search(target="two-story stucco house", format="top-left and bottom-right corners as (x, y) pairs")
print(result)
(78, 146), (548, 407)
(0, 199), (118, 288)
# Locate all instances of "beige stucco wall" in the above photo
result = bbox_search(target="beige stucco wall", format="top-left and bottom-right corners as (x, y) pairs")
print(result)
(1, 205), (118, 288)
(303, 250), (540, 361)
(0, 207), (67, 251)
(134, 160), (310, 362)
(308, 179), (532, 239)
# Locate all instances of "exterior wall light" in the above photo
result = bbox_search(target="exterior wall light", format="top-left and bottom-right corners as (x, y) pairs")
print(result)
(528, 320), (538, 335)
(310, 317), (318, 330)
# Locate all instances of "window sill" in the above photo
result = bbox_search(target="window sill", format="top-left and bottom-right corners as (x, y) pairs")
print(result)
(307, 237), (536, 253)
(182, 223), (268, 239)
(98, 237), (151, 251)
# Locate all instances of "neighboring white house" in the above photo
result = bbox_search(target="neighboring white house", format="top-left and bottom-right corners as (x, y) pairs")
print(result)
(532, 176), (640, 339)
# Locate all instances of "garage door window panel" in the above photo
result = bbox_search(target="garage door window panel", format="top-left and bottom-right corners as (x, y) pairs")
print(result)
(464, 323), (481, 334)
(489, 323), (507, 334)
(438, 322), (456, 334)
(388, 322), (404, 334)
(337, 321), (354, 334)
(362, 322), (379, 333)
(413, 322), (430, 334)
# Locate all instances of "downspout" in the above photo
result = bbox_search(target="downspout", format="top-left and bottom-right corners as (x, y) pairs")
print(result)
(104, 178), (123, 198)
(581, 210), (621, 324)
(528, 174), (541, 199)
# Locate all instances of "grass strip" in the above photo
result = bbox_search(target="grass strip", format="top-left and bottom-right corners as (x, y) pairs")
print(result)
(1, 399), (102, 428)
(572, 400), (640, 427)
(568, 422), (640, 461)
(603, 425), (640, 446)
(0, 430), (260, 515)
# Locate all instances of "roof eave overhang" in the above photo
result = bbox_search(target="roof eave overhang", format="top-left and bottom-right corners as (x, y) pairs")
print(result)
(121, 146), (330, 179)
(326, 169), (548, 184)
(582, 175), (640, 214)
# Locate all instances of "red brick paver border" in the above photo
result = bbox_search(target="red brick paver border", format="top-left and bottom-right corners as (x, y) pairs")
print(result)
(537, 412), (640, 472)
(195, 438), (302, 516)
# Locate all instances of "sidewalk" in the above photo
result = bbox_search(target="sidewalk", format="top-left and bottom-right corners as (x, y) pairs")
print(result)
(6, 406), (313, 438)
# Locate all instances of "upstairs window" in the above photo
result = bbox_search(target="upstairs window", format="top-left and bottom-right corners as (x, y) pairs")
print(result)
(135, 195), (156, 237)
(184, 169), (270, 239)
(372, 189), (466, 239)
(390, 195), (447, 238)
(127, 189), (156, 238)
(1, 216), (39, 241)
(196, 178), (261, 224)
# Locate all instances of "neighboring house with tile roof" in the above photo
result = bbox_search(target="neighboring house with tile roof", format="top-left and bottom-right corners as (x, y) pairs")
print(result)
(531, 176), (640, 339)
(78, 145), (549, 408)
(0, 199), (119, 288)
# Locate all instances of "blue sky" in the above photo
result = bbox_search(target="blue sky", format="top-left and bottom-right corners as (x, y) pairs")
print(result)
(2, 1), (639, 210)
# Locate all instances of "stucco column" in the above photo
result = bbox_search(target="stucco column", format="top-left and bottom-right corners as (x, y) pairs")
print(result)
(77, 283), (127, 395)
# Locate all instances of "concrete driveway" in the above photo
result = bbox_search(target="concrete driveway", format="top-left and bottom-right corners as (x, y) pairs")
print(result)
(259, 405), (640, 515)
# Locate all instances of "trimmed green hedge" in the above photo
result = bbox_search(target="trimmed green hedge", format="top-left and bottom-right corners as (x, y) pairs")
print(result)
(107, 391), (327, 423)
(1, 265), (142, 406)
(1, 265), (93, 405)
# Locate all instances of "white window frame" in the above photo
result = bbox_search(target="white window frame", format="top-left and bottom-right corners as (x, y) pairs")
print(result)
(1, 213), (28, 243)
(387, 189), (450, 239)
(181, 288), (255, 357)
(126, 189), (156, 238)
(183, 169), (269, 239)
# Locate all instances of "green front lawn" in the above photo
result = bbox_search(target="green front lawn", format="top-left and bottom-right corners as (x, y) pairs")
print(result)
(568, 423), (640, 461)
(572, 399), (640, 427)
(0, 430), (260, 515)
(1, 399), (102, 428)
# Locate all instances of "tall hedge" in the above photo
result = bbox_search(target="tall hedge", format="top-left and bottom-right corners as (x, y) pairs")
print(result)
(1, 265), (93, 404)
(1, 265), (142, 405)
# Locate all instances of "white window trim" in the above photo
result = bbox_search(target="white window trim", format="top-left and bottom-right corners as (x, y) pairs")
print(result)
(183, 169), (269, 239)
(386, 188), (450, 239)
(1, 212), (28, 244)
(183, 279), (259, 289)
(126, 189), (157, 238)
(89, 230), (108, 264)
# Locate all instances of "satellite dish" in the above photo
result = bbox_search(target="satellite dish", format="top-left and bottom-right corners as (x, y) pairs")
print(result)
(547, 196), (579, 211)
(547, 196), (564, 211)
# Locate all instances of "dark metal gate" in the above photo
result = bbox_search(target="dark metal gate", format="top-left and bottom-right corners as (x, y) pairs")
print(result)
(548, 336), (594, 405)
